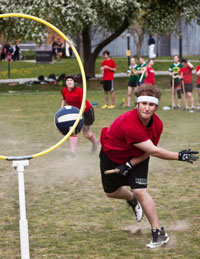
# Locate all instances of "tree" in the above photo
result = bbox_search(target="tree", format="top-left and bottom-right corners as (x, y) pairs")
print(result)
(129, 12), (146, 58)
(0, 0), (140, 76)
(140, 0), (200, 58)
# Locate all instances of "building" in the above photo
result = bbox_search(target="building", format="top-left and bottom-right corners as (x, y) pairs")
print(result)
(95, 20), (200, 57)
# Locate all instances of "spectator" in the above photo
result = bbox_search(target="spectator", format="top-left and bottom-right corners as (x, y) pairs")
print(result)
(1, 42), (11, 61)
(52, 37), (64, 62)
(12, 40), (20, 61)
(168, 55), (183, 109)
(196, 63), (200, 112)
(144, 59), (155, 85)
(148, 35), (156, 58)
(101, 50), (116, 109)
(179, 59), (195, 111)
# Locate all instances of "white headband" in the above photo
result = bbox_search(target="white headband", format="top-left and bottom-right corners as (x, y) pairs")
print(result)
(137, 96), (159, 105)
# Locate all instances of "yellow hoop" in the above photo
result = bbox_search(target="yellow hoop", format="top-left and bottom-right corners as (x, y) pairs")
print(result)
(0, 13), (87, 160)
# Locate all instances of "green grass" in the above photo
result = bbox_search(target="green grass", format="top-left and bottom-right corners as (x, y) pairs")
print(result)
(0, 77), (199, 258)
(0, 55), (200, 79)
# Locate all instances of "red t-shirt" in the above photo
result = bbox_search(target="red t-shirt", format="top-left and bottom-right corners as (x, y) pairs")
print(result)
(196, 65), (200, 85)
(144, 66), (155, 85)
(61, 86), (92, 112)
(100, 109), (163, 164)
(179, 65), (193, 84)
(101, 58), (116, 80)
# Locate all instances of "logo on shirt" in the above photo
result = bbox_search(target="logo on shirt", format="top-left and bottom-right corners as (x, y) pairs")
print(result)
(135, 178), (147, 185)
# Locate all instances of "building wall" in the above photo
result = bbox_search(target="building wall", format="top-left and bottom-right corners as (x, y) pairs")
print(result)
(92, 20), (200, 57)
(171, 20), (200, 56)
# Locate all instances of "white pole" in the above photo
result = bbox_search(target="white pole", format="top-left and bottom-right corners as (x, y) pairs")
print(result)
(12, 160), (30, 259)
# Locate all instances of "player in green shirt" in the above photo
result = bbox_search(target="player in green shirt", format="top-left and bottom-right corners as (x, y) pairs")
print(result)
(137, 57), (147, 85)
(127, 58), (138, 108)
(168, 55), (183, 109)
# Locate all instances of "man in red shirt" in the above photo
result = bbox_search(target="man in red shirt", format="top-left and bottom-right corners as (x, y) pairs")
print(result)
(101, 50), (116, 109)
(99, 84), (198, 248)
(196, 64), (200, 111)
(179, 59), (195, 111)
(61, 76), (98, 155)
(144, 59), (155, 85)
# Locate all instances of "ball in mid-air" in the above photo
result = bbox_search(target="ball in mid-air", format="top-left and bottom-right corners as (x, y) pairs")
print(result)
(54, 106), (84, 135)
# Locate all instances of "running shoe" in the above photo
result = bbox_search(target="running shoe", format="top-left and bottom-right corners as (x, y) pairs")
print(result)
(146, 227), (169, 248)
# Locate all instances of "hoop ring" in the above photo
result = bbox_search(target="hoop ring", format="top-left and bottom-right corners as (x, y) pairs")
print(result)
(0, 13), (87, 160)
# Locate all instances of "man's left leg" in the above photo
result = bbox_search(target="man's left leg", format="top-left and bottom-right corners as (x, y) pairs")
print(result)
(132, 188), (169, 248)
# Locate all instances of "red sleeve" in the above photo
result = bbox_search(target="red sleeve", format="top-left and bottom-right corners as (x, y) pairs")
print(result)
(179, 67), (183, 75)
(153, 123), (163, 146)
(61, 88), (65, 100)
(77, 87), (83, 103)
(112, 59), (117, 68)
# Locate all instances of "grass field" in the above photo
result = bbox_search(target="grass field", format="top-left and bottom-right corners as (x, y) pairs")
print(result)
(0, 55), (200, 79)
(0, 77), (199, 258)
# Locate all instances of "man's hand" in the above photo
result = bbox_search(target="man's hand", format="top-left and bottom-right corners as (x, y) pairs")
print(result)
(178, 149), (199, 163)
(116, 161), (133, 176)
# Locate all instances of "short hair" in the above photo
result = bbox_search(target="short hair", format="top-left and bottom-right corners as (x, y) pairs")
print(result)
(65, 75), (75, 81)
(181, 59), (187, 63)
(134, 84), (161, 100)
(148, 58), (154, 63)
(103, 50), (110, 56)
(174, 55), (179, 59)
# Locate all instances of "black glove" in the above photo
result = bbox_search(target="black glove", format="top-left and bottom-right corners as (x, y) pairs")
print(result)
(178, 149), (199, 164)
(116, 161), (133, 176)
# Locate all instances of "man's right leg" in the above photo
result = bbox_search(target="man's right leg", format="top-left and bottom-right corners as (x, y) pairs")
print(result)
(105, 186), (133, 201)
(106, 187), (143, 222)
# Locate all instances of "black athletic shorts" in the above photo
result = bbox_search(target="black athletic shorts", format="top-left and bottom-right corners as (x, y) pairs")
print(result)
(128, 81), (137, 87)
(196, 84), (200, 89)
(102, 80), (114, 92)
(183, 83), (193, 93)
(170, 78), (181, 88)
(99, 149), (149, 193)
(83, 107), (95, 126)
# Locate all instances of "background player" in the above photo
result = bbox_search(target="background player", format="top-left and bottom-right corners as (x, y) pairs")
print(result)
(196, 63), (200, 111)
(99, 84), (198, 248)
(137, 57), (147, 85)
(61, 76), (98, 155)
(179, 59), (195, 111)
(127, 57), (138, 108)
(168, 55), (183, 109)
(101, 50), (117, 109)
(144, 59), (155, 85)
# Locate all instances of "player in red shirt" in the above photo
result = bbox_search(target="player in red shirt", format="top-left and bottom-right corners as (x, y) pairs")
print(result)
(195, 65), (200, 111)
(61, 76), (98, 155)
(99, 84), (198, 248)
(179, 59), (195, 111)
(101, 51), (116, 109)
(144, 59), (155, 85)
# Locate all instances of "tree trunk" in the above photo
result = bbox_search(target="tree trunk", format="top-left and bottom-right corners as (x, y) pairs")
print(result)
(82, 18), (130, 77)
(82, 26), (95, 76)
(130, 24), (145, 58)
